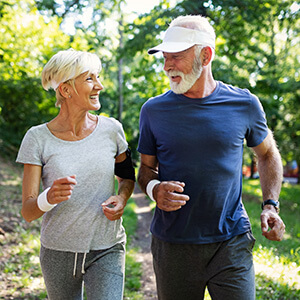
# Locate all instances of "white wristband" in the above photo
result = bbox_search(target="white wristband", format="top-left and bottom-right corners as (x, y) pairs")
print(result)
(37, 187), (56, 212)
(146, 179), (161, 202)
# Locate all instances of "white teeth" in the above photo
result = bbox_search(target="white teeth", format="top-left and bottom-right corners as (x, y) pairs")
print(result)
(90, 96), (98, 99)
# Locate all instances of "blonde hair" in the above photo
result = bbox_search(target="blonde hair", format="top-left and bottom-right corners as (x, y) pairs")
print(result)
(42, 49), (101, 107)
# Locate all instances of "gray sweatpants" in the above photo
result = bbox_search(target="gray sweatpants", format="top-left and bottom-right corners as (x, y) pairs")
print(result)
(40, 243), (125, 300)
(152, 231), (256, 300)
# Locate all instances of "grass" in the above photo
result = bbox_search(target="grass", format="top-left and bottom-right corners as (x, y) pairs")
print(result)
(242, 178), (300, 299)
(243, 179), (300, 264)
(123, 198), (143, 299)
(1, 156), (299, 299)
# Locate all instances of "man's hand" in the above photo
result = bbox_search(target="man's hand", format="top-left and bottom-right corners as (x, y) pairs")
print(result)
(261, 208), (285, 241)
(153, 181), (190, 212)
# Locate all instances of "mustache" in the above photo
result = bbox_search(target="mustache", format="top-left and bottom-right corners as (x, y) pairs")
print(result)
(164, 70), (185, 78)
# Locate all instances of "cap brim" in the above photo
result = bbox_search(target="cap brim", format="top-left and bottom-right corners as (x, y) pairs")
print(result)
(148, 42), (195, 54)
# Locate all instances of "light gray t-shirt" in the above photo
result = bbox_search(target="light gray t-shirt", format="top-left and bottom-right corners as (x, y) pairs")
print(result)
(16, 115), (128, 253)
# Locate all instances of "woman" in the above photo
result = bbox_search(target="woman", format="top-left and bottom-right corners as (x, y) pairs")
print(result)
(16, 49), (135, 300)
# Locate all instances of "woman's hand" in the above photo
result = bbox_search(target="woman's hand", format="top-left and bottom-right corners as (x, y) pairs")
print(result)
(47, 175), (77, 205)
(102, 195), (126, 221)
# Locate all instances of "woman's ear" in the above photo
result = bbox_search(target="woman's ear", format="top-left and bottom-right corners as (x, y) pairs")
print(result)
(58, 83), (72, 99)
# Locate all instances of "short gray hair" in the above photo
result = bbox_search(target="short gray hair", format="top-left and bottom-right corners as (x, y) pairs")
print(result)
(42, 49), (101, 107)
(169, 15), (215, 39)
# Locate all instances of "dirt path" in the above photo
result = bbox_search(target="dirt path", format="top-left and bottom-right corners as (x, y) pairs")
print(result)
(131, 184), (157, 300)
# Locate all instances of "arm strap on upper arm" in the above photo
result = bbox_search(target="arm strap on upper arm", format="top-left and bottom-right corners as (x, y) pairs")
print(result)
(114, 149), (136, 181)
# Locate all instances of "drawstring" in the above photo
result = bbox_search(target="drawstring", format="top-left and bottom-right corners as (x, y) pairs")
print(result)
(73, 253), (78, 278)
(73, 252), (87, 278)
(82, 253), (87, 274)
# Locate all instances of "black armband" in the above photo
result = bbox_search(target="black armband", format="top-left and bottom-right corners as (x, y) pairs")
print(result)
(114, 149), (136, 181)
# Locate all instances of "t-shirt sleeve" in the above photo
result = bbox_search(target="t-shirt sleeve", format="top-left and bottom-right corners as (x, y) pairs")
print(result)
(245, 94), (269, 147)
(16, 128), (43, 166)
(137, 103), (157, 155)
(113, 119), (128, 156)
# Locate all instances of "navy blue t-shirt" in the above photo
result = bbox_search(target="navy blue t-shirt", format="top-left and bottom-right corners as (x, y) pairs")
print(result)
(137, 81), (269, 244)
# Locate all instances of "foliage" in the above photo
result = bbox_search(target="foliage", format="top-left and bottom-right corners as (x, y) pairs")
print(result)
(0, 77), (56, 155)
(207, 0), (300, 169)
(256, 274), (300, 300)
(0, 0), (299, 168)
(123, 196), (138, 245)
(123, 249), (143, 299)
(0, 0), (98, 155)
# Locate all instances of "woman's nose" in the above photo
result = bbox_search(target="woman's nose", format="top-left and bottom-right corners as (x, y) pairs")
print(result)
(95, 79), (104, 90)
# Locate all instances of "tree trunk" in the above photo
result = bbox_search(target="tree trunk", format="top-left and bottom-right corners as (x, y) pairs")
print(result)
(118, 8), (124, 122)
(250, 155), (257, 179)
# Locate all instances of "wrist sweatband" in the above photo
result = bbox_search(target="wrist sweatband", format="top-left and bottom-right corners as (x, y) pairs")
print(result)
(37, 187), (56, 212)
(146, 179), (161, 202)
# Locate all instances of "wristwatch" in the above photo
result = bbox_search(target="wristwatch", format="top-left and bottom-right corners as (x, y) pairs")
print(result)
(261, 199), (280, 213)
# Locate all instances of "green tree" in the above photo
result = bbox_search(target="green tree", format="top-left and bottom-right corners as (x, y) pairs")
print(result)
(0, 0), (93, 155)
(2, 0), (299, 169)
(208, 0), (300, 179)
(123, 0), (300, 169)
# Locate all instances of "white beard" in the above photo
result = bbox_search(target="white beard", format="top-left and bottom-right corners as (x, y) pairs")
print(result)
(165, 56), (203, 94)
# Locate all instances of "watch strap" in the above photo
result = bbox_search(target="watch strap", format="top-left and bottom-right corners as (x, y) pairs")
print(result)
(261, 199), (280, 213)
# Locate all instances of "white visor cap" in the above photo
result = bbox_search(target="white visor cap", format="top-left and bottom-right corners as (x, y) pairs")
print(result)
(148, 26), (215, 54)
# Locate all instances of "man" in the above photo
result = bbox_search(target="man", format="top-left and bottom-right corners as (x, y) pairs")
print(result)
(137, 15), (285, 300)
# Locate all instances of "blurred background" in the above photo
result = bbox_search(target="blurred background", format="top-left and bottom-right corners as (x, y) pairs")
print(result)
(0, 1), (299, 299)
(0, 0), (299, 176)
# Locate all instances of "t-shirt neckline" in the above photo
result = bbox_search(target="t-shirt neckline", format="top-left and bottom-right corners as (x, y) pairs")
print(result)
(45, 115), (101, 143)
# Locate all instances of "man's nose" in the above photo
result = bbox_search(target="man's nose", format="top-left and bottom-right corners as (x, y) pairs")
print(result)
(163, 58), (174, 72)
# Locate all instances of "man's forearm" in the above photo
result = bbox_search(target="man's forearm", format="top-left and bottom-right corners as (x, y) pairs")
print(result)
(257, 144), (282, 201)
(138, 163), (159, 194)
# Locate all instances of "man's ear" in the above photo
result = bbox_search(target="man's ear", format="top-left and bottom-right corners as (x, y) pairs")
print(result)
(201, 46), (213, 66)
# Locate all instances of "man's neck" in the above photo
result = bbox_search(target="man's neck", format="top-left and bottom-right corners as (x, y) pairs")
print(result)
(183, 70), (216, 99)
